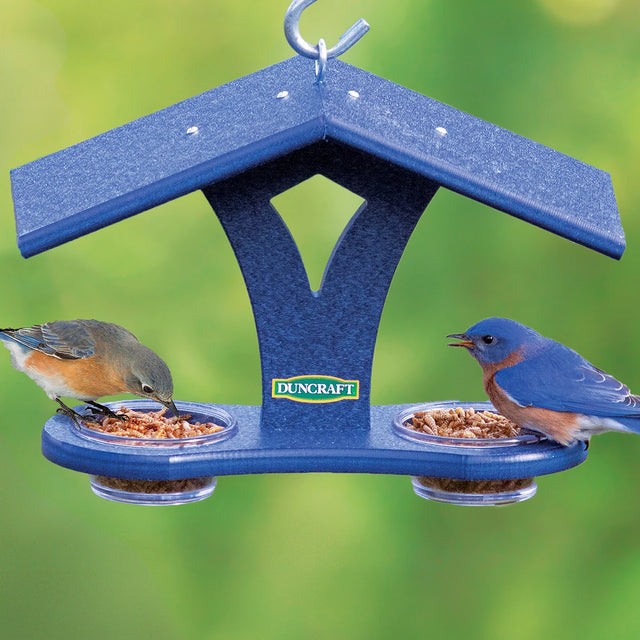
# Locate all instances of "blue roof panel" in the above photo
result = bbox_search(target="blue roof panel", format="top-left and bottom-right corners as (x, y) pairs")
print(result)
(322, 61), (622, 258)
(10, 55), (624, 258)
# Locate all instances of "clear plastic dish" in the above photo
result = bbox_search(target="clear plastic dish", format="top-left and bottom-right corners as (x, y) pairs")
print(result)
(76, 401), (237, 448)
(395, 402), (542, 506)
(393, 402), (541, 448)
(77, 401), (235, 505)
(89, 475), (217, 505)
(411, 476), (537, 506)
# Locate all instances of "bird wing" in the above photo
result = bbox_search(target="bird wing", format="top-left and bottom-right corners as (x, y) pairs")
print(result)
(1, 322), (97, 360)
(494, 341), (640, 417)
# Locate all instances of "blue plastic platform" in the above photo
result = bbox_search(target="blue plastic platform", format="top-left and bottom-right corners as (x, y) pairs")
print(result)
(41, 400), (588, 481)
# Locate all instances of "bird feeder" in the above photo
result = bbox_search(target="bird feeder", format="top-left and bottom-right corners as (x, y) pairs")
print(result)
(9, 0), (623, 505)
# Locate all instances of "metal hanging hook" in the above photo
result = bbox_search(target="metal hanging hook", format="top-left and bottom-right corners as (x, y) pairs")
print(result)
(284, 0), (370, 61)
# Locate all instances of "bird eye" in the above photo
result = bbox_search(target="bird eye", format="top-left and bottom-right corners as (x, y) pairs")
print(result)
(481, 335), (494, 344)
(141, 384), (154, 394)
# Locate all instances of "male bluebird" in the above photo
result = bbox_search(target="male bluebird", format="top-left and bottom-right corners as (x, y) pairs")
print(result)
(447, 317), (640, 445)
(0, 319), (178, 421)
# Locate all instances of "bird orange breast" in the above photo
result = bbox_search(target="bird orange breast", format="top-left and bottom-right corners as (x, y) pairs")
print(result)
(480, 349), (581, 445)
(485, 377), (580, 445)
(24, 351), (126, 398)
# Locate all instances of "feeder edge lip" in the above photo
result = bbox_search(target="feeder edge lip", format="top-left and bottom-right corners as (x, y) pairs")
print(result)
(74, 401), (238, 448)
(393, 401), (543, 448)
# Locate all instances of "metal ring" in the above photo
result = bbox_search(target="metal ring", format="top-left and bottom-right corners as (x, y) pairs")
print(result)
(315, 38), (328, 83)
(284, 0), (369, 60)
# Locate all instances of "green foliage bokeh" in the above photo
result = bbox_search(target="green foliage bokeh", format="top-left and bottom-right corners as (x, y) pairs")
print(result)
(2, 1), (640, 638)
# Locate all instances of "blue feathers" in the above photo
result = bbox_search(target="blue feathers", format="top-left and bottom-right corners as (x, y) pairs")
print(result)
(452, 317), (640, 421)
(0, 322), (97, 360)
(494, 340), (640, 418)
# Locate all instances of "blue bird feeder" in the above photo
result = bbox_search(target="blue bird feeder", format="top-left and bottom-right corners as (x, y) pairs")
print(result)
(9, 1), (622, 505)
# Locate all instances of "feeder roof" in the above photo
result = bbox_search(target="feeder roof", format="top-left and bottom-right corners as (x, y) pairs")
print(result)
(10, 55), (623, 258)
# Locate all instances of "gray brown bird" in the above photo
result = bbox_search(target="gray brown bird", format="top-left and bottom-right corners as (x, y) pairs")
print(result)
(0, 319), (178, 421)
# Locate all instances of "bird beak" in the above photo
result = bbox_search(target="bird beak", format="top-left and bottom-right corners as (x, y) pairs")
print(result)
(447, 333), (474, 349)
(160, 398), (180, 417)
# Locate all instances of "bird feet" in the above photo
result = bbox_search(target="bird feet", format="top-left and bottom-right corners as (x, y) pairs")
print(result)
(85, 400), (128, 421)
(54, 398), (128, 425)
(55, 399), (86, 428)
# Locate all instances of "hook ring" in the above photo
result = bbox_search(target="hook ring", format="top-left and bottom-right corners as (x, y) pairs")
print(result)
(315, 38), (328, 83)
(284, 0), (369, 60)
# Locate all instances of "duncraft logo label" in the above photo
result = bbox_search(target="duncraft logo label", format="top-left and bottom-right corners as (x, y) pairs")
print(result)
(272, 375), (360, 403)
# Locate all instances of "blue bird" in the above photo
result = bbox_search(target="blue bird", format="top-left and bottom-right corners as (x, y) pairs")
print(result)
(447, 317), (640, 445)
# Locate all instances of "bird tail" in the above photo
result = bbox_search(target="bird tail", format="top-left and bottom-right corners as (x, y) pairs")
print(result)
(0, 328), (42, 352)
(608, 416), (640, 435)
(0, 328), (18, 341)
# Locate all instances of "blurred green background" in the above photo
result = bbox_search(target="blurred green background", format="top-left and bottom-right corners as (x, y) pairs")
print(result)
(2, 0), (640, 638)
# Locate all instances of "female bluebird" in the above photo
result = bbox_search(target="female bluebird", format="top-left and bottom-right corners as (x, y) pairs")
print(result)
(0, 319), (178, 421)
(448, 317), (640, 445)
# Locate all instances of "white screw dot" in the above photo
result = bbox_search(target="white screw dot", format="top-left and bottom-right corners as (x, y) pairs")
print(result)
(277, 90), (290, 99)
(186, 126), (199, 135)
(348, 90), (360, 99)
(435, 126), (447, 136)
